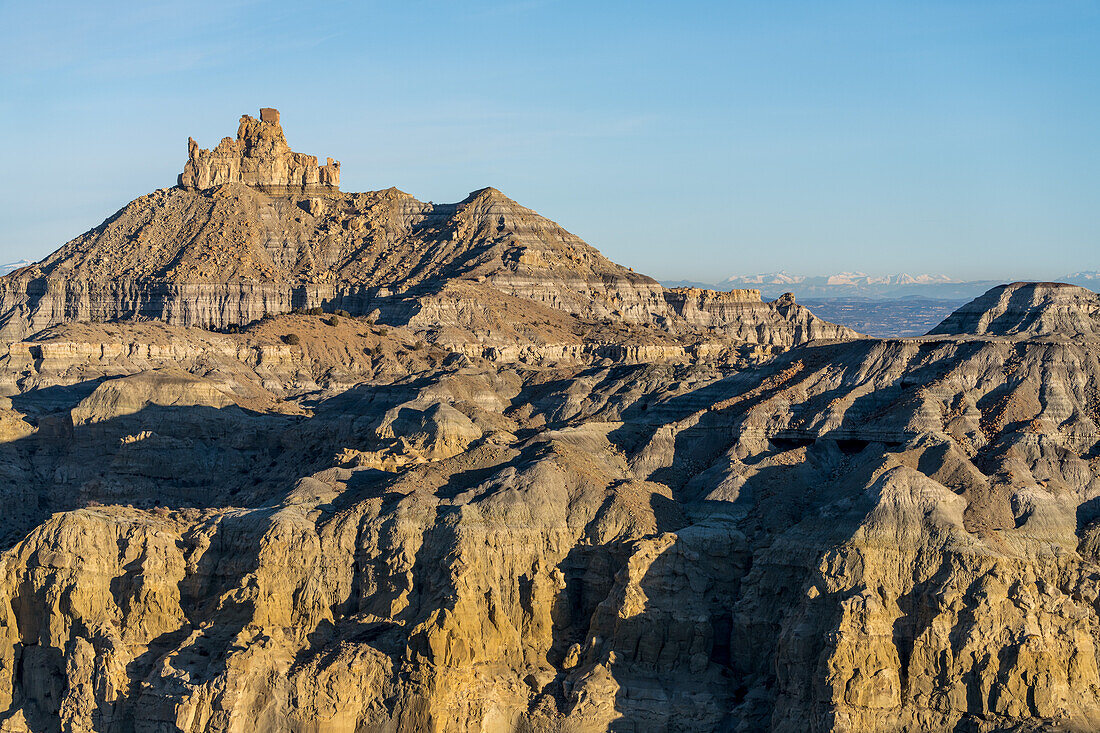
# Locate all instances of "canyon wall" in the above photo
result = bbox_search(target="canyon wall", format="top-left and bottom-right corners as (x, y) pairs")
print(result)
(0, 285), (1096, 730)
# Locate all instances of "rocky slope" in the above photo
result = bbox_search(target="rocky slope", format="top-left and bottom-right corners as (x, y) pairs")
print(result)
(929, 282), (1100, 339)
(1, 108), (1098, 733)
(0, 110), (854, 349)
(0, 279), (1096, 731)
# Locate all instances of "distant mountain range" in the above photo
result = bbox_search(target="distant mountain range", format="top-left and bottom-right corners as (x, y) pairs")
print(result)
(1065, 271), (1100, 286)
(0, 260), (32, 276)
(2, 252), (1096, 302)
(662, 271), (1100, 300)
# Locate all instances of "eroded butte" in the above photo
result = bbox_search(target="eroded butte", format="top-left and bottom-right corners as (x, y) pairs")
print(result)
(0, 110), (1097, 733)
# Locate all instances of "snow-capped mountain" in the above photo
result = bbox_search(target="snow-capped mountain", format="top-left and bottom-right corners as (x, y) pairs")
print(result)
(674, 272), (1004, 300)
(724, 271), (958, 288)
(0, 260), (33, 276)
(667, 270), (1098, 300)
(724, 271), (806, 286)
(1061, 271), (1100, 286)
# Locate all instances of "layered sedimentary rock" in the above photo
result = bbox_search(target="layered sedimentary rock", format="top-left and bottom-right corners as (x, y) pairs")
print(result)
(178, 108), (340, 192)
(0, 280), (1097, 731)
(0, 113), (856, 350)
(929, 281), (1100, 339)
(664, 288), (851, 345)
(5, 108), (1099, 733)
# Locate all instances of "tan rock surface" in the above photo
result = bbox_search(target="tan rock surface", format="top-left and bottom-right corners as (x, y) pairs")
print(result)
(1, 110), (1098, 732)
(0, 113), (856, 349)
(0, 284), (1094, 731)
(179, 108), (340, 193)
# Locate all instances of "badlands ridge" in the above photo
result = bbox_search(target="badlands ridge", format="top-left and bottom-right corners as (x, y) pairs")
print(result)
(0, 110), (1097, 732)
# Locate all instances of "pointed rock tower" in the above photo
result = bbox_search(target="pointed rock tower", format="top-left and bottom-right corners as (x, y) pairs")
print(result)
(178, 107), (340, 193)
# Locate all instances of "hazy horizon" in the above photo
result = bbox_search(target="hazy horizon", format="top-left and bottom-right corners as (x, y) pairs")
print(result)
(2, 1), (1097, 282)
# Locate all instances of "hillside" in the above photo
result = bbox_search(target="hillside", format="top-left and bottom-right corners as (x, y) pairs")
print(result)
(0, 108), (1097, 732)
(0, 266), (1097, 730)
(0, 110), (856, 351)
(928, 282), (1100, 339)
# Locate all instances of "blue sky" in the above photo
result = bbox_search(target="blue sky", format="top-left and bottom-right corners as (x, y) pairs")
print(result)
(1, 0), (1097, 281)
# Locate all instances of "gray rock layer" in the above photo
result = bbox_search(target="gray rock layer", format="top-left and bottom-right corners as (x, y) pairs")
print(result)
(929, 282), (1100, 339)
(0, 288), (1096, 730)
(0, 184), (857, 347)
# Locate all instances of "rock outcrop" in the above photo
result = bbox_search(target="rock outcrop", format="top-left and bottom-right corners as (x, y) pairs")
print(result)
(928, 281), (1100, 339)
(0, 284), (1095, 731)
(665, 288), (852, 345)
(179, 108), (340, 193)
(3, 109), (1098, 733)
(0, 112), (857, 351)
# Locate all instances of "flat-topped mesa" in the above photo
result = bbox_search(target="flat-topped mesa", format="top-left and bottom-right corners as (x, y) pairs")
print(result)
(664, 287), (762, 303)
(178, 107), (340, 193)
(659, 286), (855, 344)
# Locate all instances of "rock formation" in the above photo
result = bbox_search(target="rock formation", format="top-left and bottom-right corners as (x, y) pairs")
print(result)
(0, 115), (856, 347)
(0, 109), (1097, 732)
(928, 281), (1100, 339)
(178, 108), (340, 193)
(0, 281), (1096, 731)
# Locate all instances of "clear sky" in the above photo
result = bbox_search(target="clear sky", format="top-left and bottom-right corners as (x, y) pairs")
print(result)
(1, 0), (1097, 282)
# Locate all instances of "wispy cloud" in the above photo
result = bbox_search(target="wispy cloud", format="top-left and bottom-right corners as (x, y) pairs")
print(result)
(0, 0), (338, 81)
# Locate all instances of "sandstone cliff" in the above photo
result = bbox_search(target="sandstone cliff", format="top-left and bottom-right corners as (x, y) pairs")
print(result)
(178, 108), (340, 193)
(0, 283), (1096, 731)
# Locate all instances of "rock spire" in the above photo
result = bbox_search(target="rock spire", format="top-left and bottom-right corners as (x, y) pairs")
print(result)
(178, 108), (340, 193)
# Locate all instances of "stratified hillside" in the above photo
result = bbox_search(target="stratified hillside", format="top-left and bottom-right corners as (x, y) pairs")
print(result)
(2, 107), (1098, 733)
(0, 267), (1098, 731)
(0, 109), (856, 350)
(928, 282), (1100, 339)
(17, 183), (646, 294)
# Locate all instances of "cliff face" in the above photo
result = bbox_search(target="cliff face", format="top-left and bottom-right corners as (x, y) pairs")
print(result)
(664, 288), (853, 344)
(178, 108), (340, 193)
(0, 185), (856, 348)
(8, 109), (1098, 732)
(0, 290), (1096, 731)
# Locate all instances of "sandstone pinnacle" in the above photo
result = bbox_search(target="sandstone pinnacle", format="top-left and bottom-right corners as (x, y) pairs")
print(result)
(178, 107), (340, 193)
